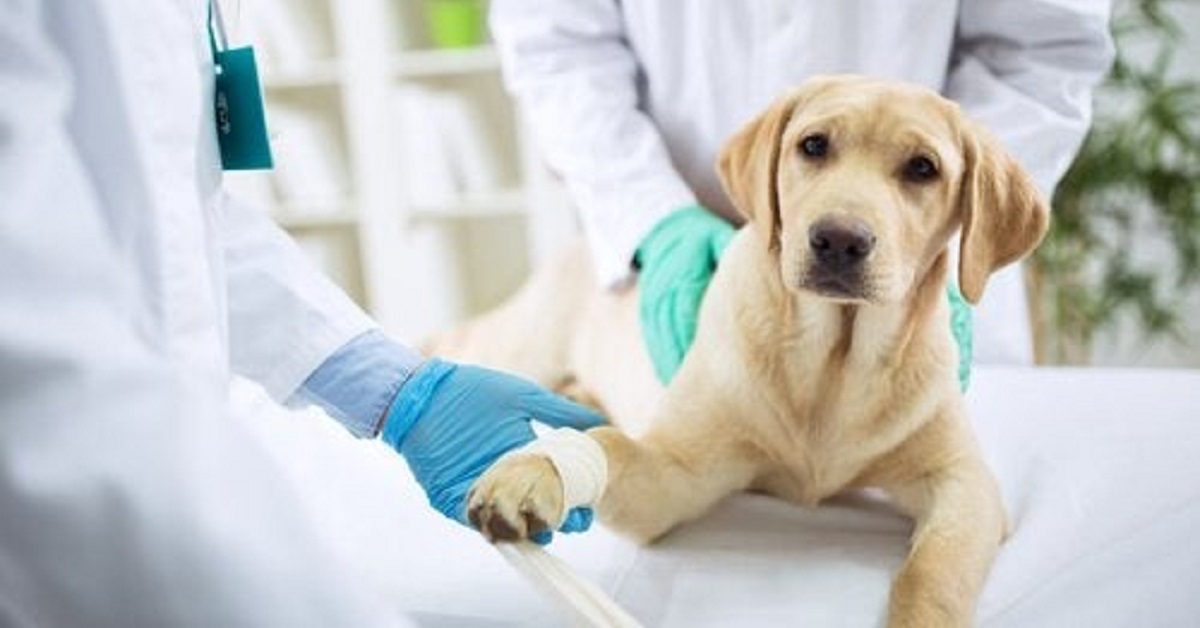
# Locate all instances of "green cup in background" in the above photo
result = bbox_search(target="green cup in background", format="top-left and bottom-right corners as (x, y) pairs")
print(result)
(426, 0), (486, 49)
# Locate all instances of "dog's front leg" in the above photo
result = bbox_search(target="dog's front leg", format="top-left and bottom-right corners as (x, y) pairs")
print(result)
(467, 422), (757, 545)
(588, 426), (758, 543)
(884, 456), (1006, 628)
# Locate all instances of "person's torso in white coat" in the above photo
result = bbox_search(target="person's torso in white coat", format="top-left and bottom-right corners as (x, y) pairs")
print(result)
(57, 0), (372, 395)
(491, 0), (1114, 364)
(628, 2), (960, 227)
(0, 1), (404, 625)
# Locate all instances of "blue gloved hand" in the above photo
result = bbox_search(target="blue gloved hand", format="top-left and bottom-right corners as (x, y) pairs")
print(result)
(635, 204), (736, 384)
(381, 358), (606, 544)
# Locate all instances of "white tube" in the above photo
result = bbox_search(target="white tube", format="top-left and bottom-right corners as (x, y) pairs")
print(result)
(495, 542), (643, 628)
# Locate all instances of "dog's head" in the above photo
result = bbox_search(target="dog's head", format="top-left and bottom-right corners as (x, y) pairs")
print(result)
(717, 75), (1048, 305)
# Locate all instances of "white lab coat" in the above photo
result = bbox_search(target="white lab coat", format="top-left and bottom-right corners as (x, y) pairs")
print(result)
(491, 0), (1115, 364)
(0, 2), (409, 625)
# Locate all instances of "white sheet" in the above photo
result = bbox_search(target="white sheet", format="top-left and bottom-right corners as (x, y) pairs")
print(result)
(238, 366), (1200, 627)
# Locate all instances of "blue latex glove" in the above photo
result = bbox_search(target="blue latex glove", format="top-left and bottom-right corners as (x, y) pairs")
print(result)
(635, 204), (736, 384)
(381, 358), (606, 544)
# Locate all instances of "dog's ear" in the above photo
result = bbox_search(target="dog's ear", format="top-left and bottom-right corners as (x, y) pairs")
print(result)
(717, 88), (804, 250)
(957, 122), (1050, 304)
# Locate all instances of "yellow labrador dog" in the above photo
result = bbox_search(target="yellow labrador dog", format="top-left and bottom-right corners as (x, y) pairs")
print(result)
(442, 75), (1048, 627)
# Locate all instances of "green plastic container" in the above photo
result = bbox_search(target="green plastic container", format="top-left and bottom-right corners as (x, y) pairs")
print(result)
(427, 0), (486, 49)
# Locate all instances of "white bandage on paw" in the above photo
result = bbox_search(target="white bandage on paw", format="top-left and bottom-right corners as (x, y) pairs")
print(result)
(518, 428), (608, 524)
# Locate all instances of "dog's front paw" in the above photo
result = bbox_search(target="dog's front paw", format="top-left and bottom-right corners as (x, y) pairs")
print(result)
(467, 453), (565, 543)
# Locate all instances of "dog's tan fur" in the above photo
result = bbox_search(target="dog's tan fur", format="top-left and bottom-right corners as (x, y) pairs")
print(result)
(441, 75), (1048, 627)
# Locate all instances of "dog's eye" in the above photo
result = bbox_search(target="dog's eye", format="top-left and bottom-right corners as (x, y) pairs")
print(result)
(799, 134), (829, 159)
(903, 156), (939, 182)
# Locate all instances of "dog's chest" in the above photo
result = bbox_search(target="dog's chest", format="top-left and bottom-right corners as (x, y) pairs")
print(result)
(757, 390), (882, 505)
(727, 278), (949, 505)
(750, 340), (916, 506)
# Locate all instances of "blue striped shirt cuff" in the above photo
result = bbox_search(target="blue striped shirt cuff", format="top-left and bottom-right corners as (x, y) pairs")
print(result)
(289, 329), (425, 438)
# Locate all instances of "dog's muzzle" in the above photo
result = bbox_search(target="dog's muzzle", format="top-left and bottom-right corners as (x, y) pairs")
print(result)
(803, 217), (876, 299)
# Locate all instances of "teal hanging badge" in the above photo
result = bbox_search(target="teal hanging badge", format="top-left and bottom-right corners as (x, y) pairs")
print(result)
(208, 1), (273, 170)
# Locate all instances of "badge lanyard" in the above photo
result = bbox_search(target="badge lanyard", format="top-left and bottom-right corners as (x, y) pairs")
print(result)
(208, 0), (274, 170)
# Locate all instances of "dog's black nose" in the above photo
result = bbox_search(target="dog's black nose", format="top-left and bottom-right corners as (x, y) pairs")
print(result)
(809, 219), (876, 268)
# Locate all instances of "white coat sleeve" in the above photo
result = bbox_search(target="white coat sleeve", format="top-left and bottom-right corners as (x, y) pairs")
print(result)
(945, 0), (1114, 364)
(218, 191), (377, 401)
(490, 0), (697, 285)
(948, 0), (1115, 198)
(0, 5), (404, 626)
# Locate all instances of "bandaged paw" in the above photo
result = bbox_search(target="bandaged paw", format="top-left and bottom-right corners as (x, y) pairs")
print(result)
(513, 428), (608, 520)
(470, 428), (608, 542)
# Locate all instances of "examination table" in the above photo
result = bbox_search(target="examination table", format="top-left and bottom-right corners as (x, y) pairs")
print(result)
(239, 366), (1200, 627)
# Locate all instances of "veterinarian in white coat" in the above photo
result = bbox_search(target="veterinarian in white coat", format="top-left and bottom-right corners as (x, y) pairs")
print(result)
(491, 0), (1115, 373)
(0, 2), (603, 626)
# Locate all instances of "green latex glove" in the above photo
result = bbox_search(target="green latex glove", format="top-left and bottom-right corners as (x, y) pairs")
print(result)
(635, 205), (736, 384)
(947, 283), (973, 391)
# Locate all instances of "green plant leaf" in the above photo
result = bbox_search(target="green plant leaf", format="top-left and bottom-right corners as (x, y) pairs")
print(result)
(1033, 0), (1200, 363)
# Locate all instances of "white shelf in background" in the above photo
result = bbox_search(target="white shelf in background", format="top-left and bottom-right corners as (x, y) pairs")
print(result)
(250, 0), (554, 340)
(273, 201), (358, 229)
(407, 189), (527, 224)
(393, 47), (500, 78)
(262, 61), (342, 90)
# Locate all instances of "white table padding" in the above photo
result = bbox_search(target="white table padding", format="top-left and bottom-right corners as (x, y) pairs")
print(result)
(236, 366), (1200, 627)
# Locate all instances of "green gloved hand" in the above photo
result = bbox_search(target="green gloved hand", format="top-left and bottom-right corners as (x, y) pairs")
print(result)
(947, 283), (974, 392)
(635, 205), (736, 384)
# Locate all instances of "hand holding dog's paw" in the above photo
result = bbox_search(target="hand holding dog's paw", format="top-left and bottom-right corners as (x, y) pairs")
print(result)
(467, 453), (568, 543)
